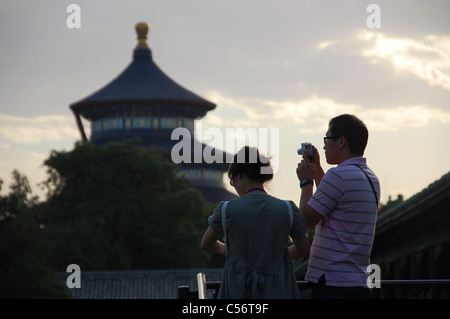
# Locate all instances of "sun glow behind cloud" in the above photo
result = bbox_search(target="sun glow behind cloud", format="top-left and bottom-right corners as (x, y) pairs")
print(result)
(206, 92), (450, 134)
(360, 31), (450, 90)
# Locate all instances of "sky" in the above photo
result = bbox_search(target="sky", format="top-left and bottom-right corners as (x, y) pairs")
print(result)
(1, 0), (449, 205)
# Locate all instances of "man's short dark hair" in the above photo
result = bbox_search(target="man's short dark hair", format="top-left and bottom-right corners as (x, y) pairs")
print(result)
(329, 114), (368, 156)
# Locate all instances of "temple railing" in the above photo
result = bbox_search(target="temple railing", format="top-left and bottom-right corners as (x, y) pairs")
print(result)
(178, 273), (450, 299)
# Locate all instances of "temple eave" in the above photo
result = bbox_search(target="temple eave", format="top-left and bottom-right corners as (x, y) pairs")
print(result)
(70, 99), (215, 121)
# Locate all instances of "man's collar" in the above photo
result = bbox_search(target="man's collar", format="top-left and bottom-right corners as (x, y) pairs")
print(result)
(338, 157), (367, 167)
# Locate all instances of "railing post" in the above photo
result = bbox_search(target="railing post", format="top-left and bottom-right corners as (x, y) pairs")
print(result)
(197, 272), (208, 299)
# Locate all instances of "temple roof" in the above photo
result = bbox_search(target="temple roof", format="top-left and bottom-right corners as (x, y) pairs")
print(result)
(70, 23), (216, 120)
(55, 268), (224, 299)
(371, 170), (450, 265)
(376, 170), (450, 230)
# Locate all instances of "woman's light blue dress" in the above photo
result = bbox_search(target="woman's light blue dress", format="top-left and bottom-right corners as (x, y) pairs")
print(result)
(208, 194), (306, 299)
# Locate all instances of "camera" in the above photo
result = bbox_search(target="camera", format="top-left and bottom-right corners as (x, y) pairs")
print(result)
(297, 142), (314, 159)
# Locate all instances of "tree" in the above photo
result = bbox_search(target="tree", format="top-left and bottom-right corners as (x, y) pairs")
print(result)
(40, 139), (213, 271)
(0, 170), (71, 298)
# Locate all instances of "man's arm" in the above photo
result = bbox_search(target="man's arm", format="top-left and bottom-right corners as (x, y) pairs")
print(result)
(297, 149), (325, 228)
(299, 184), (324, 228)
(314, 166), (325, 187)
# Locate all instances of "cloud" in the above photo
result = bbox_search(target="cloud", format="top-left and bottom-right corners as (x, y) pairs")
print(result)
(207, 92), (269, 127)
(363, 105), (450, 131)
(0, 113), (80, 144)
(269, 99), (450, 132)
(204, 92), (450, 133)
(359, 31), (450, 90)
(269, 96), (359, 125)
(30, 152), (48, 160)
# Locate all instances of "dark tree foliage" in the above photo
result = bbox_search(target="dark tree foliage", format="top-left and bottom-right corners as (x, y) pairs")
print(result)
(0, 170), (71, 298)
(39, 139), (214, 271)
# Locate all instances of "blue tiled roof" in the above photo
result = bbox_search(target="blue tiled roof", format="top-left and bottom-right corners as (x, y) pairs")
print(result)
(70, 43), (215, 120)
(376, 170), (450, 229)
(55, 268), (224, 299)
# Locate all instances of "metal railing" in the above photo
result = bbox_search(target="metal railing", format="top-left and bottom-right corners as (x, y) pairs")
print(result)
(197, 272), (208, 299)
(178, 273), (450, 299)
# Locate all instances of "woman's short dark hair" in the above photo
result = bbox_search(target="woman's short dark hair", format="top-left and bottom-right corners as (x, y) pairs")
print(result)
(329, 114), (368, 156)
(227, 146), (273, 184)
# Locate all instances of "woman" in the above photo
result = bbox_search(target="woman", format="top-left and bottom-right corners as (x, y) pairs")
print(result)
(201, 146), (310, 299)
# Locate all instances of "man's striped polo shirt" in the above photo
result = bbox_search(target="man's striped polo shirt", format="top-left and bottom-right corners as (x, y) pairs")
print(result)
(305, 157), (380, 287)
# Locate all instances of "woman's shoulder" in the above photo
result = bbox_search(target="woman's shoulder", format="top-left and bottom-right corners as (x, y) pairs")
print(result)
(267, 195), (298, 207)
(225, 194), (297, 210)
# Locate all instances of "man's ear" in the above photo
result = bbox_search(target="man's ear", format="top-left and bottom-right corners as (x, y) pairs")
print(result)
(337, 136), (346, 149)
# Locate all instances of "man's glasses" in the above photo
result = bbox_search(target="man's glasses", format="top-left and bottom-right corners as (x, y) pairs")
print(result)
(323, 136), (340, 145)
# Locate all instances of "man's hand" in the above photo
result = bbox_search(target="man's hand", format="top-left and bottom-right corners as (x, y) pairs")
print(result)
(310, 145), (324, 186)
(311, 145), (321, 169)
(296, 150), (317, 181)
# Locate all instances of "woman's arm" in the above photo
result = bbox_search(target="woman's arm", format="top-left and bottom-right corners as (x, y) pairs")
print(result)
(289, 235), (310, 260)
(200, 226), (226, 254)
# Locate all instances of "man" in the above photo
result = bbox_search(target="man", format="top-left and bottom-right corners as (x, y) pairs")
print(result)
(296, 114), (380, 299)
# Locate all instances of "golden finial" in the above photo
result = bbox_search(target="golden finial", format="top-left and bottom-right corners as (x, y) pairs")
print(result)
(135, 22), (149, 49)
